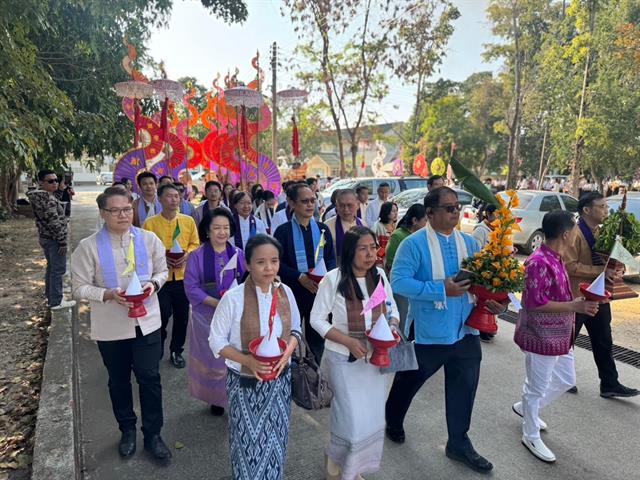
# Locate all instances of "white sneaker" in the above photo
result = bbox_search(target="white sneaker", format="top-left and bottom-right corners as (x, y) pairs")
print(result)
(512, 401), (548, 431)
(50, 299), (76, 310)
(522, 436), (556, 463)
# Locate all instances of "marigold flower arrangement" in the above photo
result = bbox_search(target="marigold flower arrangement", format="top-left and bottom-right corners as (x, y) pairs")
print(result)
(461, 190), (525, 293)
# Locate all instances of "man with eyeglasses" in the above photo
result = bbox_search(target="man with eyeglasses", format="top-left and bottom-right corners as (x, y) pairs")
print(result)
(27, 169), (75, 310)
(385, 187), (505, 474)
(324, 189), (365, 264)
(564, 192), (639, 399)
(71, 186), (172, 462)
(274, 182), (336, 360)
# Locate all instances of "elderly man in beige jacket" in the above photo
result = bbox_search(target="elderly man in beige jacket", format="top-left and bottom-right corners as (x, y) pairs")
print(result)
(71, 186), (172, 463)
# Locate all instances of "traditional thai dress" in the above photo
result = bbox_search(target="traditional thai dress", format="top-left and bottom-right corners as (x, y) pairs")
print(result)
(209, 277), (302, 480)
(184, 242), (245, 408)
(310, 267), (398, 480)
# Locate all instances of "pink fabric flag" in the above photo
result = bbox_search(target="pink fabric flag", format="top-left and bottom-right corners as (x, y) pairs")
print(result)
(360, 278), (387, 314)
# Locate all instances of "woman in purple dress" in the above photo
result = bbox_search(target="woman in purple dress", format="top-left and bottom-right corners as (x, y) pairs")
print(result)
(184, 207), (246, 415)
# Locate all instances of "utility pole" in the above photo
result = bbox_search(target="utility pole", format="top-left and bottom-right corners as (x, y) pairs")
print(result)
(270, 42), (278, 165)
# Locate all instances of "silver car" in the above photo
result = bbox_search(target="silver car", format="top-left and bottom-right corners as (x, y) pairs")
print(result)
(393, 187), (473, 220)
(460, 190), (579, 254)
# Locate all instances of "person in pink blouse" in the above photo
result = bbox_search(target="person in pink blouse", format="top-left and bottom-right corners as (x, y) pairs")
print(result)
(513, 210), (599, 463)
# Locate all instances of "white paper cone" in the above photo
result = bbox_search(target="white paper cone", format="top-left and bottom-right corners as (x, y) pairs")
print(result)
(256, 331), (281, 357)
(125, 271), (143, 295)
(169, 238), (183, 253)
(312, 258), (327, 276)
(369, 313), (394, 341)
(220, 252), (238, 283)
(587, 272), (606, 296)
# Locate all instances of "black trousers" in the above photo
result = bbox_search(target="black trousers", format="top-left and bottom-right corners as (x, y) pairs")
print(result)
(574, 302), (619, 389)
(385, 334), (482, 451)
(158, 280), (190, 355)
(300, 302), (325, 363)
(97, 328), (163, 437)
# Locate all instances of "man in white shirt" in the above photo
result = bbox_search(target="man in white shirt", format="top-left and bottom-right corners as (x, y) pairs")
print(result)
(192, 180), (230, 228)
(71, 187), (171, 462)
(356, 185), (369, 221)
(132, 171), (162, 227)
(365, 182), (391, 227)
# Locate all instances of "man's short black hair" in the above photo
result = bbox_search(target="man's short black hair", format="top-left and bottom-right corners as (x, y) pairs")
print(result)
(377, 182), (390, 191)
(37, 169), (56, 181)
(578, 192), (605, 214)
(427, 175), (444, 187)
(96, 186), (131, 209)
(355, 185), (369, 195)
(424, 186), (458, 213)
(136, 171), (157, 186)
(287, 182), (312, 202)
(157, 183), (179, 197)
(158, 175), (174, 184)
(306, 177), (317, 186)
(262, 190), (275, 201)
(542, 210), (575, 239)
(205, 180), (222, 192)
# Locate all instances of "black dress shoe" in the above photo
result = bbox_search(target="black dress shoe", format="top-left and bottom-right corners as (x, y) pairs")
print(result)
(385, 425), (405, 444)
(144, 435), (172, 462)
(445, 445), (493, 473)
(210, 405), (225, 416)
(170, 352), (185, 368)
(600, 383), (640, 398)
(118, 429), (136, 458)
(567, 385), (578, 394)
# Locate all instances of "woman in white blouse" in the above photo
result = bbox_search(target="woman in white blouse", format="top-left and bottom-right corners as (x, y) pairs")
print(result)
(310, 226), (399, 480)
(209, 234), (301, 480)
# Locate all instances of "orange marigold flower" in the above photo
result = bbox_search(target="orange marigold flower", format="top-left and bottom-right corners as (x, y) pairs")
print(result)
(492, 278), (502, 287)
(482, 271), (492, 279)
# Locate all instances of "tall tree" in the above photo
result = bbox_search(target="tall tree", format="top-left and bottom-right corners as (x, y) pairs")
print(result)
(0, 0), (247, 211)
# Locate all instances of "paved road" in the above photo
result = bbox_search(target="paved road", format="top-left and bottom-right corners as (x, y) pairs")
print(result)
(71, 189), (640, 480)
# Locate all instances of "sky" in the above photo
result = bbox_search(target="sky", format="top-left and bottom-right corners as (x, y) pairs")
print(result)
(148, 0), (503, 123)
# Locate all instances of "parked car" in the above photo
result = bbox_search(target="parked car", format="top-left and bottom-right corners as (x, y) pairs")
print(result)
(461, 190), (578, 254)
(393, 187), (474, 220)
(322, 176), (430, 207)
(96, 172), (113, 186)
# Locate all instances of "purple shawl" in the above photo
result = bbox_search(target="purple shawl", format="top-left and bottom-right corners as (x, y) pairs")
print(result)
(578, 217), (603, 265)
(137, 197), (162, 224)
(233, 213), (256, 248)
(96, 226), (150, 288)
(335, 216), (363, 257)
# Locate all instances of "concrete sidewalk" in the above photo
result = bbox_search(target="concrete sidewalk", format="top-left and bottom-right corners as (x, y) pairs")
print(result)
(71, 194), (640, 480)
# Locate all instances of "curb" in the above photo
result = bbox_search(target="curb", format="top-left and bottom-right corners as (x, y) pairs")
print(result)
(31, 254), (82, 480)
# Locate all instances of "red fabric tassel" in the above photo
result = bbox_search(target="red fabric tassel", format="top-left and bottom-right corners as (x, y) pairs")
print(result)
(160, 97), (169, 143)
(133, 100), (141, 148)
(240, 105), (249, 152)
(291, 115), (300, 158)
(360, 157), (366, 170)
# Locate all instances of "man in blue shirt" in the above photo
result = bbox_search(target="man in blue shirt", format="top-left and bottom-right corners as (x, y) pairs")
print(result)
(274, 183), (336, 361)
(385, 187), (505, 474)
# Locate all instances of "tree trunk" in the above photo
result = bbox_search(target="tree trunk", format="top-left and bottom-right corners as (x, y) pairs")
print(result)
(506, 3), (522, 190)
(410, 70), (424, 158)
(350, 142), (358, 174)
(570, 1), (596, 197)
(537, 123), (549, 189)
(0, 167), (21, 213)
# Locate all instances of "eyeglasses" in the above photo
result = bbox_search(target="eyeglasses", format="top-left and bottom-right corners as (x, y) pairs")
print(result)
(45, 179), (59, 184)
(297, 198), (316, 205)
(102, 207), (134, 216)
(433, 203), (462, 213)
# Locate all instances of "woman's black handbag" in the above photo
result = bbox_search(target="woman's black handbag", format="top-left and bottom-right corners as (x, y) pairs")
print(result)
(290, 331), (333, 410)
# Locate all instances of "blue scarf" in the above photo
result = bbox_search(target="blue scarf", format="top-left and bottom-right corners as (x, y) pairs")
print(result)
(291, 215), (322, 273)
(96, 226), (150, 288)
(234, 213), (257, 248)
(137, 197), (162, 224)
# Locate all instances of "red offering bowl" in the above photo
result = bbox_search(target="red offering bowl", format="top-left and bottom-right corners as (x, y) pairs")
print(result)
(579, 282), (611, 302)
(365, 329), (400, 367)
(307, 269), (324, 284)
(248, 336), (287, 381)
(465, 284), (509, 334)
(166, 251), (185, 261)
(118, 289), (152, 318)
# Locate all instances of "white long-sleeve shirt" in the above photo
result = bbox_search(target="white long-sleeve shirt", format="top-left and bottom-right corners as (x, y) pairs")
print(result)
(365, 197), (386, 226)
(209, 282), (302, 372)
(230, 215), (268, 249)
(310, 267), (398, 356)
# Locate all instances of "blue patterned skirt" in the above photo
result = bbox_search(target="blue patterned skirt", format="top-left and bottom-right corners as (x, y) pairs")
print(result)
(227, 369), (292, 480)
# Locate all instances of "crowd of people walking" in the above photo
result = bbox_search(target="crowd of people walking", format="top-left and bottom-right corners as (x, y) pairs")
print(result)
(27, 169), (639, 479)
